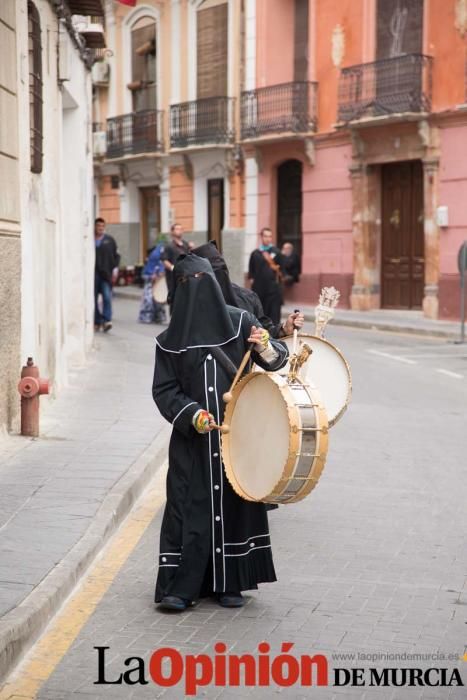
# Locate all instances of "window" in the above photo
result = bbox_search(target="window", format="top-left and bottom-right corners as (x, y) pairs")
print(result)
(28, 1), (43, 173)
(129, 17), (157, 112)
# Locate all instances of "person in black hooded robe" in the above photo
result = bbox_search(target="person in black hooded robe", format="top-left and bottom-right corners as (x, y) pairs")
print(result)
(152, 254), (288, 611)
(192, 241), (304, 338)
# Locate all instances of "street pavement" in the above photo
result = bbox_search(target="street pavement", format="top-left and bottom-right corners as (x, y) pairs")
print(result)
(1, 307), (465, 699)
(0, 298), (171, 678)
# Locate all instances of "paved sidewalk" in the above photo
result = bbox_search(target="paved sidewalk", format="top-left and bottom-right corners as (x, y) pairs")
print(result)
(114, 285), (461, 338)
(0, 299), (170, 681)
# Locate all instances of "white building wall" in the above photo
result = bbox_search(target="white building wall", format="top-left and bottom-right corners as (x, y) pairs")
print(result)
(17, 0), (93, 394)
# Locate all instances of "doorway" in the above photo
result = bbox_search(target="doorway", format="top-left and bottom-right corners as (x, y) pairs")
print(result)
(277, 160), (303, 258)
(140, 186), (161, 260)
(207, 178), (224, 251)
(381, 160), (424, 309)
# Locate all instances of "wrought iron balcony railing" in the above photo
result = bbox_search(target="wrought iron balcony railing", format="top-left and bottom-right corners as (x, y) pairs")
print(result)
(338, 54), (432, 124)
(170, 97), (235, 148)
(106, 110), (164, 158)
(241, 81), (318, 140)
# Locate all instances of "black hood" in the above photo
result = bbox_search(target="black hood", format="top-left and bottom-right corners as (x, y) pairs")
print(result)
(192, 241), (238, 308)
(156, 254), (239, 353)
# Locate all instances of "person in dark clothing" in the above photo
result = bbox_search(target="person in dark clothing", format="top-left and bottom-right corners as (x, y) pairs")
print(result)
(152, 254), (288, 611)
(192, 240), (304, 337)
(94, 217), (120, 332)
(248, 227), (285, 326)
(281, 242), (301, 286)
(161, 223), (191, 313)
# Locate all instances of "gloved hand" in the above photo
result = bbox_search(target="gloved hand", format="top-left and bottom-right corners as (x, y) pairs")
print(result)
(193, 409), (216, 434)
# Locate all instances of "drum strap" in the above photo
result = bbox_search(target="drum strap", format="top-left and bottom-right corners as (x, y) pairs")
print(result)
(209, 346), (238, 381)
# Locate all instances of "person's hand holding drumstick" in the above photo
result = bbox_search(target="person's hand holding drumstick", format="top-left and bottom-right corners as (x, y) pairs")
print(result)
(192, 326), (274, 434)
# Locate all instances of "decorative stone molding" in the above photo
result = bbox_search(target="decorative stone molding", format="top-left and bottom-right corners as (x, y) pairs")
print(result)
(455, 0), (467, 36)
(304, 138), (315, 167)
(331, 24), (345, 67)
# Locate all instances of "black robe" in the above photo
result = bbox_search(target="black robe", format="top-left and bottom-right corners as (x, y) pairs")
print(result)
(152, 307), (288, 602)
(248, 247), (284, 325)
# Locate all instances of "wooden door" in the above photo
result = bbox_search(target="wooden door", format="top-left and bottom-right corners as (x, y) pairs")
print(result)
(140, 187), (161, 260)
(207, 179), (224, 251)
(381, 161), (424, 309)
(277, 160), (303, 258)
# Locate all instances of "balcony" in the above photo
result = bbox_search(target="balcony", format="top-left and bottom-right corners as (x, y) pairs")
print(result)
(106, 110), (164, 159)
(241, 81), (318, 141)
(338, 54), (433, 124)
(170, 97), (235, 149)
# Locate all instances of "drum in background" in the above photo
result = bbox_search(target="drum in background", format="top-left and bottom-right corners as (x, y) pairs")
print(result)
(222, 372), (328, 504)
(152, 275), (168, 304)
(256, 334), (351, 427)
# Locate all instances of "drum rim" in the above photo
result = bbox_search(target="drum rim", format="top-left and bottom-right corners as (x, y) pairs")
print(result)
(222, 371), (329, 504)
(281, 333), (352, 427)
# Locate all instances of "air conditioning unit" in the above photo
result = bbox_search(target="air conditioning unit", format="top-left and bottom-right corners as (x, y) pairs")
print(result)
(73, 15), (106, 49)
(92, 60), (110, 86)
(93, 131), (107, 157)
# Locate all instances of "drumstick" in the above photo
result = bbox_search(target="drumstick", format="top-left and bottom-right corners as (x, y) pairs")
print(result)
(222, 343), (254, 404)
(292, 308), (300, 355)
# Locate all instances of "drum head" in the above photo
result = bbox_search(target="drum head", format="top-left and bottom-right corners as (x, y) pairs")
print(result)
(152, 275), (168, 304)
(254, 334), (351, 426)
(282, 335), (351, 426)
(223, 373), (290, 501)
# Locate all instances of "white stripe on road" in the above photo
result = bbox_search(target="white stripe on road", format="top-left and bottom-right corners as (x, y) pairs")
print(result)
(367, 349), (417, 364)
(400, 353), (467, 359)
(436, 368), (464, 379)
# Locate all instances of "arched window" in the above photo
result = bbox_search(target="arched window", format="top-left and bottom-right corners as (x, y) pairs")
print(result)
(28, 1), (43, 173)
(129, 16), (157, 112)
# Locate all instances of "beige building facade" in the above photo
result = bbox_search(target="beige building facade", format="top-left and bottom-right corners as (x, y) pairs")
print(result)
(0, 1), (22, 435)
(0, 0), (105, 435)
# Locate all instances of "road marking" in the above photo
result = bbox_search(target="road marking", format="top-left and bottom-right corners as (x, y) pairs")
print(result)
(436, 369), (464, 379)
(398, 353), (467, 359)
(366, 349), (417, 364)
(0, 463), (168, 700)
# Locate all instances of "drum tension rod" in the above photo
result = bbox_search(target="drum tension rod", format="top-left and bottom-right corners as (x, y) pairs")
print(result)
(279, 475), (318, 482)
(292, 425), (326, 433)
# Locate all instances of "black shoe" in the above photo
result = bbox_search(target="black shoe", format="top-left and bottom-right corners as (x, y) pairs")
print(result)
(217, 592), (245, 608)
(158, 595), (189, 611)
(103, 321), (112, 332)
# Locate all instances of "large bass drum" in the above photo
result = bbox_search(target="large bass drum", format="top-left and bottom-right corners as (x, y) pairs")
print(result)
(222, 372), (328, 504)
(256, 334), (351, 427)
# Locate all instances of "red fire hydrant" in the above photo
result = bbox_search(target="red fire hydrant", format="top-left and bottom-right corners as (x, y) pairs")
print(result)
(17, 357), (50, 437)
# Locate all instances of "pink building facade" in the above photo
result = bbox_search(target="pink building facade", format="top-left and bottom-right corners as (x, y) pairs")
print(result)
(244, 0), (467, 319)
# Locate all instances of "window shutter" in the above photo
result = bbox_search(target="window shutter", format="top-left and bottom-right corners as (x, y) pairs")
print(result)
(376, 0), (423, 59)
(197, 3), (228, 99)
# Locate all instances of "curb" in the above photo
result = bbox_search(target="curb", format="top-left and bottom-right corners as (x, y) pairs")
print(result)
(114, 289), (142, 301)
(116, 291), (459, 339)
(0, 426), (171, 684)
(283, 309), (459, 340)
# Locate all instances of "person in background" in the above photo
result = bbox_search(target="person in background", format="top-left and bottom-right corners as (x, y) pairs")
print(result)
(281, 242), (301, 287)
(138, 243), (167, 325)
(248, 227), (285, 326)
(94, 217), (120, 332)
(161, 223), (190, 314)
(193, 240), (304, 338)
